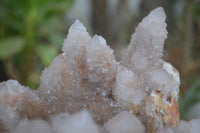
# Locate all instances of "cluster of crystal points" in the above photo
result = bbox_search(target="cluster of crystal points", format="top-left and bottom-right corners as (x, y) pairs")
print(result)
(1, 7), (198, 133)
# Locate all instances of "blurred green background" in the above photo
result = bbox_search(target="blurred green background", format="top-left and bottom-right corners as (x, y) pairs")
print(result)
(0, 0), (200, 120)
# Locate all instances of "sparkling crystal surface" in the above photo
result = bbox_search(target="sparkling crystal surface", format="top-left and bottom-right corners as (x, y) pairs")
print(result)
(0, 7), (186, 133)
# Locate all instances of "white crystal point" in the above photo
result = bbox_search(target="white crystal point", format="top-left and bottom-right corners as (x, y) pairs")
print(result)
(62, 19), (91, 56)
(52, 110), (100, 133)
(86, 35), (117, 84)
(121, 7), (168, 73)
(144, 69), (173, 95)
(92, 34), (107, 45)
(144, 68), (179, 100)
(143, 61), (180, 99)
(0, 80), (43, 126)
(37, 54), (76, 115)
(0, 80), (26, 107)
(0, 7), (183, 133)
(104, 111), (145, 133)
(38, 54), (72, 93)
(148, 7), (166, 22)
(113, 66), (146, 109)
(87, 35), (107, 49)
(162, 61), (180, 85)
(162, 61), (180, 97)
(69, 19), (87, 32)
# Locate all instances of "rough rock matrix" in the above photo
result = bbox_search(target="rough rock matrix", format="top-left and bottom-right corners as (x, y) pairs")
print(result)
(0, 7), (196, 133)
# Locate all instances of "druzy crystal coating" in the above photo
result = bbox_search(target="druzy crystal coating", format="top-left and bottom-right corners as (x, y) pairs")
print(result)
(0, 7), (189, 133)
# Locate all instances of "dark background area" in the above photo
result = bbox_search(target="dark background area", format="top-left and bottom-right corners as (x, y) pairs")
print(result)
(0, 0), (200, 120)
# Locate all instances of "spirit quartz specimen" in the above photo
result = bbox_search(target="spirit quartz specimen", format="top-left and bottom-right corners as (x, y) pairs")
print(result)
(1, 7), (196, 133)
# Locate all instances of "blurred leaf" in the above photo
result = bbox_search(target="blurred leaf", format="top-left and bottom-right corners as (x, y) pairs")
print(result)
(0, 15), (23, 32)
(38, 0), (73, 21)
(0, 37), (25, 60)
(38, 16), (65, 36)
(0, 0), (73, 87)
(27, 72), (40, 90)
(48, 33), (65, 47)
(0, 0), (25, 32)
(36, 44), (58, 66)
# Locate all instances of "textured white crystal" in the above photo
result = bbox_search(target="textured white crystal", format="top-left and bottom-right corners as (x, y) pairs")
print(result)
(38, 54), (73, 96)
(104, 111), (145, 133)
(0, 80), (25, 106)
(10, 119), (54, 133)
(50, 112), (69, 130)
(36, 21), (120, 123)
(85, 35), (117, 95)
(113, 66), (146, 108)
(0, 105), (20, 129)
(86, 35), (116, 83)
(62, 19), (91, 63)
(0, 7), (182, 133)
(69, 19), (87, 32)
(118, 7), (180, 132)
(162, 61), (180, 84)
(144, 69), (175, 96)
(52, 110), (100, 133)
(0, 80), (38, 129)
(148, 7), (166, 22)
(143, 61), (180, 99)
(121, 7), (167, 73)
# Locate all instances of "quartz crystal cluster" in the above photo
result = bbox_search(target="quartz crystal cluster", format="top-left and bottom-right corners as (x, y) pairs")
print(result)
(0, 7), (198, 133)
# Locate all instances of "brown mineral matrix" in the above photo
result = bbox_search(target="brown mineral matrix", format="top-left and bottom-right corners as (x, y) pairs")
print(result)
(0, 7), (180, 133)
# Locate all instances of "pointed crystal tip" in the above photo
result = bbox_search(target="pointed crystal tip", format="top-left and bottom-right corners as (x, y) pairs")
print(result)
(92, 35), (106, 45)
(69, 19), (87, 32)
(148, 7), (166, 22)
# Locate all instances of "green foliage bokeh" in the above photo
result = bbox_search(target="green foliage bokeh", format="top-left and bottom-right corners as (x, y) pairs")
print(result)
(0, 0), (73, 88)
